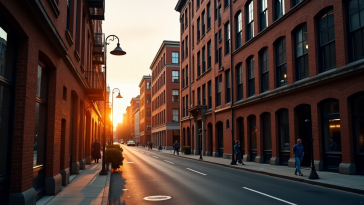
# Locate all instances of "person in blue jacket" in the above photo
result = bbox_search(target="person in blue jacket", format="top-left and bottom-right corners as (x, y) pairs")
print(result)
(292, 139), (304, 176)
(234, 140), (244, 165)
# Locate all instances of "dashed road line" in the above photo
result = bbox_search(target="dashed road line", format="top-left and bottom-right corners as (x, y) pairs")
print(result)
(186, 168), (207, 176)
(153, 156), (158, 158)
(164, 160), (175, 164)
(242, 187), (297, 205)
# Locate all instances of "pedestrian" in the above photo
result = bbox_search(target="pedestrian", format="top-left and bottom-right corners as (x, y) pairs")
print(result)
(150, 142), (153, 150)
(234, 140), (244, 165)
(91, 138), (101, 163)
(158, 145), (162, 151)
(173, 140), (180, 155)
(147, 141), (150, 149)
(330, 138), (337, 151)
(292, 138), (304, 176)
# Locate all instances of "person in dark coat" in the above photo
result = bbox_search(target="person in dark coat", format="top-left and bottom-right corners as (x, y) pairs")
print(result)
(91, 139), (101, 163)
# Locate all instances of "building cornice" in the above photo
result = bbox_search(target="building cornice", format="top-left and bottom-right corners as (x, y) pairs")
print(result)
(150, 41), (180, 70)
(175, 0), (189, 12)
(139, 75), (152, 87)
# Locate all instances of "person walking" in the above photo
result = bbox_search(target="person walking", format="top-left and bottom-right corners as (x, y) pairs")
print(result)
(147, 141), (150, 149)
(91, 139), (101, 163)
(150, 142), (153, 150)
(173, 140), (180, 155)
(292, 138), (304, 176)
(234, 140), (244, 165)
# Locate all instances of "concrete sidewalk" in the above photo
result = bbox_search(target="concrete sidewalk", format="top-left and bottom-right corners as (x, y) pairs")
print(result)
(38, 162), (111, 205)
(136, 146), (364, 194)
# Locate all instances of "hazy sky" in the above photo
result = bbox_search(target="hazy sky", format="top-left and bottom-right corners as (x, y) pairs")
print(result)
(103, 0), (180, 129)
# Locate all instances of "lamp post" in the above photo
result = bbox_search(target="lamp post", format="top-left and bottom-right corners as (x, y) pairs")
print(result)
(305, 119), (319, 179)
(199, 128), (203, 160)
(112, 88), (123, 144)
(100, 35), (126, 176)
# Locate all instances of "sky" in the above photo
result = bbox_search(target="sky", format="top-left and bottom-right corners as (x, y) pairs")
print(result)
(103, 0), (180, 129)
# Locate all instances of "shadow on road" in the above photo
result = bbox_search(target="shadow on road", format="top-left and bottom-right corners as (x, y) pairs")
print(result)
(109, 169), (127, 205)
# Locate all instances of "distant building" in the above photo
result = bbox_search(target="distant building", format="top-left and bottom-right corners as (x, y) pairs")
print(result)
(130, 96), (140, 142)
(150, 41), (180, 150)
(139, 75), (152, 146)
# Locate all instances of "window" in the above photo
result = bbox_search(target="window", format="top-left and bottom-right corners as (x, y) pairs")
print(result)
(236, 64), (243, 101)
(197, 17), (201, 41)
(260, 0), (268, 31)
(182, 14), (185, 32)
(172, 52), (179, 64)
(276, 37), (287, 87)
(147, 82), (151, 90)
(146, 94), (151, 103)
(248, 57), (255, 97)
(349, 0), (364, 61)
(172, 71), (179, 83)
(278, 109), (290, 152)
(185, 9), (188, 28)
(172, 90), (179, 102)
(183, 97), (185, 117)
(218, 6), (222, 24)
(292, 0), (303, 7)
(182, 69), (185, 87)
(192, 26), (195, 46)
(215, 0), (218, 20)
(202, 11), (206, 35)
(34, 64), (48, 167)
(236, 11), (242, 49)
(215, 33), (219, 63)
(202, 46), (206, 73)
(186, 36), (188, 57)
(226, 119), (230, 129)
(225, 22), (230, 55)
(275, 0), (285, 20)
(197, 87), (201, 105)
(216, 75), (222, 106)
(322, 100), (341, 153)
(197, 0), (200, 8)
(260, 48), (269, 92)
(208, 81), (212, 109)
(295, 24), (309, 80)
(186, 65), (189, 85)
(197, 51), (201, 76)
(225, 70), (231, 103)
(172, 109), (179, 122)
(207, 41), (212, 69)
(224, 0), (229, 9)
(202, 84), (206, 105)
(219, 47), (222, 68)
(319, 9), (336, 71)
(67, 0), (71, 30)
(182, 41), (185, 59)
(146, 108), (151, 117)
(207, 3), (211, 29)
(186, 95), (189, 116)
(63, 86), (67, 101)
(247, 1), (254, 41)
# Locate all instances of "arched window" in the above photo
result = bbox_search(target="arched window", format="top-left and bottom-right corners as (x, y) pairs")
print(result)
(246, 1), (254, 41)
(236, 63), (243, 101)
(262, 113), (272, 163)
(276, 37), (287, 87)
(226, 119), (230, 129)
(348, 0), (364, 61)
(247, 57), (255, 97)
(260, 48), (269, 92)
(294, 24), (308, 80)
(319, 9), (336, 71)
(236, 11), (242, 49)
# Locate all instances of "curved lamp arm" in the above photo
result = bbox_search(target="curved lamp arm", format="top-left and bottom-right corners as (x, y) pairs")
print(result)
(106, 35), (120, 45)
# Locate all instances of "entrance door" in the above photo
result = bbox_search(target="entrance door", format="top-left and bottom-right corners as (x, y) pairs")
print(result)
(249, 116), (257, 162)
(296, 105), (312, 167)
(208, 124), (213, 156)
(217, 122), (224, 157)
(237, 118), (245, 155)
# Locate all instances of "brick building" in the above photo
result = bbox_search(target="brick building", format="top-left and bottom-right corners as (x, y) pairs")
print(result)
(0, 0), (110, 203)
(150, 41), (181, 149)
(130, 95), (140, 142)
(121, 106), (132, 142)
(139, 75), (152, 146)
(176, 0), (364, 175)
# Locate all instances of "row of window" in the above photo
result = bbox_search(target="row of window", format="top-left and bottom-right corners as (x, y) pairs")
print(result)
(152, 110), (165, 126)
(152, 51), (180, 83)
(152, 91), (165, 110)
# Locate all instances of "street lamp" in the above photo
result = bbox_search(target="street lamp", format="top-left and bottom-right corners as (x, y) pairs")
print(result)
(112, 88), (123, 144)
(305, 119), (319, 179)
(199, 128), (203, 160)
(100, 35), (126, 176)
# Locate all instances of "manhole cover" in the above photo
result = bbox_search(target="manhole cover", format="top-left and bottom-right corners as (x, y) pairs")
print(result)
(143, 196), (172, 201)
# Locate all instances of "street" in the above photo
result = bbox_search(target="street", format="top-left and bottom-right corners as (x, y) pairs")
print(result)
(109, 146), (364, 205)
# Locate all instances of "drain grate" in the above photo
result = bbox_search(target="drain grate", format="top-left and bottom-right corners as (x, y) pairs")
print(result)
(143, 196), (172, 201)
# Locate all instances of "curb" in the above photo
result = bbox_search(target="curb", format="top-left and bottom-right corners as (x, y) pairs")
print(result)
(141, 147), (364, 195)
(101, 163), (111, 205)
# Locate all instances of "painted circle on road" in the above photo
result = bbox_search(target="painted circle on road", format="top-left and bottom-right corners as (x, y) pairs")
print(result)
(143, 196), (172, 201)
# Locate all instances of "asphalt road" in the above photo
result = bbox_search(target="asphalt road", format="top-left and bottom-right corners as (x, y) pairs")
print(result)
(109, 145), (364, 205)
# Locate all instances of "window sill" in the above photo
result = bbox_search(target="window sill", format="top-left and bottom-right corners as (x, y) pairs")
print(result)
(196, 68), (211, 81)
(181, 86), (188, 91)
(65, 30), (74, 46)
(223, 5), (230, 13)
(49, 0), (60, 18)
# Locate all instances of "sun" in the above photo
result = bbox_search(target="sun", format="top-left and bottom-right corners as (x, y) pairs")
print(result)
(111, 113), (123, 130)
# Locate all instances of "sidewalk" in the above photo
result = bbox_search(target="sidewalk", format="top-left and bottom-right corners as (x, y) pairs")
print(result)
(37, 162), (111, 205)
(138, 146), (364, 194)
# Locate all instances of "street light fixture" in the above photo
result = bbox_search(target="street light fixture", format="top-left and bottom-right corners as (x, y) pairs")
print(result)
(112, 88), (123, 144)
(100, 35), (126, 176)
(305, 119), (319, 179)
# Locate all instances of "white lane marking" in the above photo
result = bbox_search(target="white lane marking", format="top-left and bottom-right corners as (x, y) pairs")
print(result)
(186, 168), (207, 176)
(164, 160), (175, 164)
(242, 187), (297, 205)
(153, 156), (158, 158)
(127, 162), (134, 163)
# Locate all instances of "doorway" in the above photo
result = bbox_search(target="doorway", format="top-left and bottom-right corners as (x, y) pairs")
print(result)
(208, 123), (213, 156)
(217, 122), (224, 157)
(237, 117), (245, 155)
(295, 104), (312, 167)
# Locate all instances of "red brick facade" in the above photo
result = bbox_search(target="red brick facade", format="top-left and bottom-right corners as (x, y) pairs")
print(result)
(139, 75), (152, 146)
(176, 0), (364, 175)
(150, 41), (181, 149)
(0, 0), (109, 203)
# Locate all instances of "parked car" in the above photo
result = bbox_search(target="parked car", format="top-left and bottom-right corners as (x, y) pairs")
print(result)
(127, 141), (135, 146)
